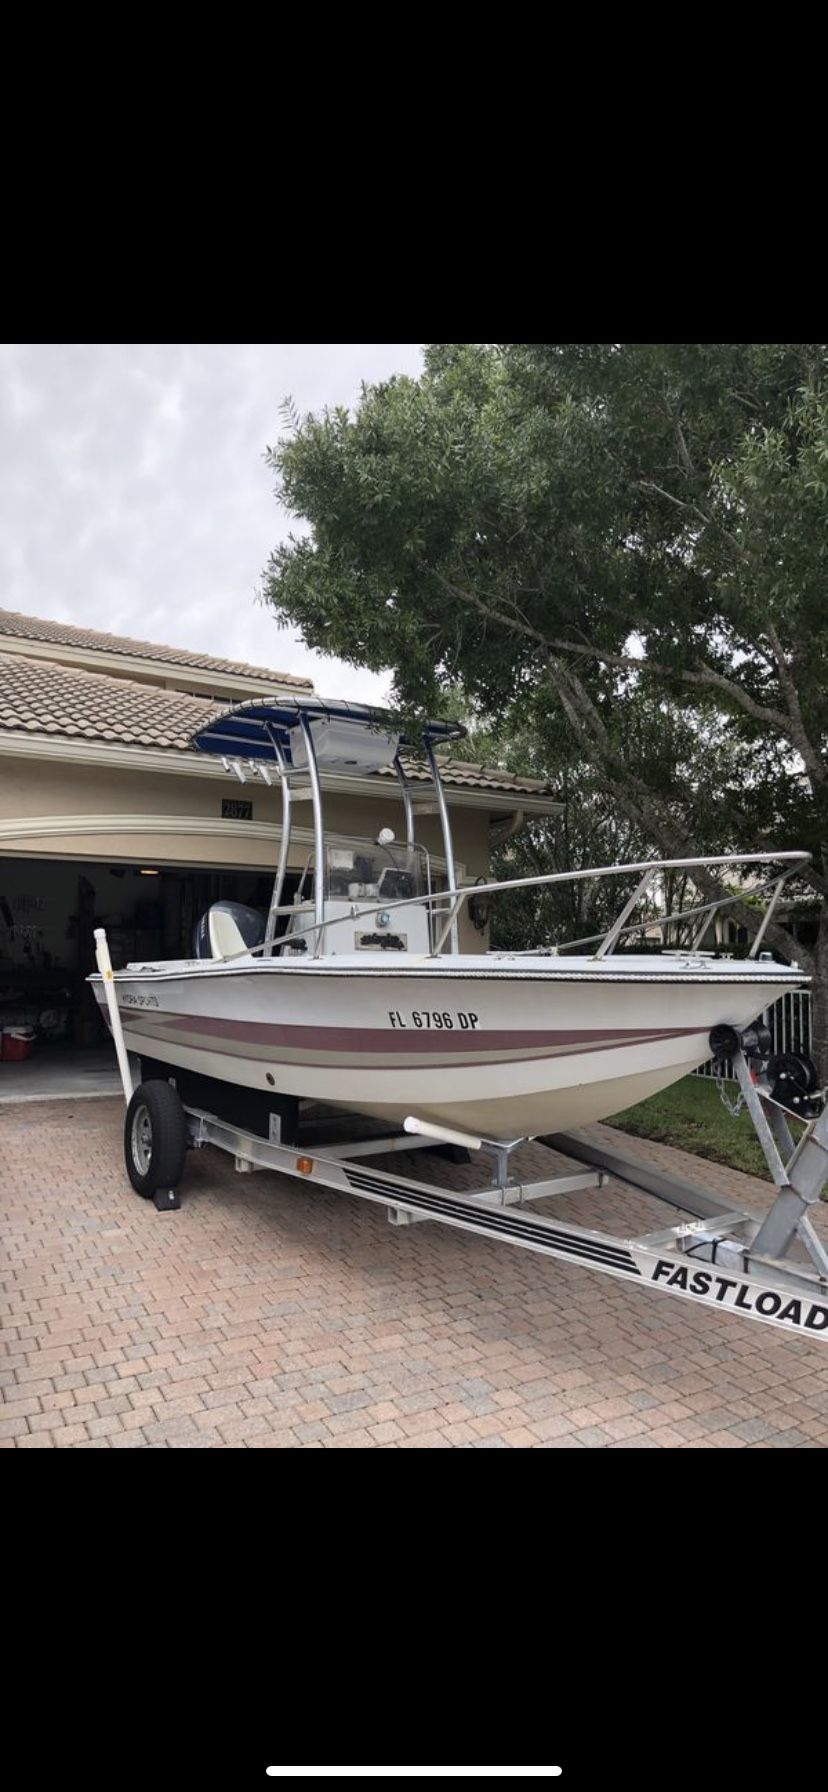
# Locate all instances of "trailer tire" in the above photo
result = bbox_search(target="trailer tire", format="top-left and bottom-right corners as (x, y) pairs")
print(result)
(125, 1080), (187, 1198)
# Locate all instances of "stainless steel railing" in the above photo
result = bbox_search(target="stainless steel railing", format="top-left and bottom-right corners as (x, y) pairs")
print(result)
(219, 850), (810, 964)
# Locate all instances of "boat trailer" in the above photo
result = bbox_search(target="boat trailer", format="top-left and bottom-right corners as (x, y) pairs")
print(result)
(95, 933), (828, 1348)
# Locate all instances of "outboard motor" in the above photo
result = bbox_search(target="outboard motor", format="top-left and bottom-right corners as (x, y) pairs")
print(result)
(194, 902), (266, 961)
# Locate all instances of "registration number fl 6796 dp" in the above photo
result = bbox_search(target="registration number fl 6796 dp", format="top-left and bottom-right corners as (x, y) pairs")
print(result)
(388, 1011), (480, 1030)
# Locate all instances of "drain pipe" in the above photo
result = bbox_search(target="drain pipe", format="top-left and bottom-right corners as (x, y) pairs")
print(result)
(94, 928), (134, 1105)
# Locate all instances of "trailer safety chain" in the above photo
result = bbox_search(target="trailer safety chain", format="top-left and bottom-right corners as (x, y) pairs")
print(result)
(716, 1072), (746, 1120)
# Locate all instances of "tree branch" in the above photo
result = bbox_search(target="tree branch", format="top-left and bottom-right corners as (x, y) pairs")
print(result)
(437, 571), (798, 739)
(426, 568), (817, 969)
(675, 421), (695, 482)
(636, 479), (751, 563)
(549, 659), (812, 965)
(636, 480), (715, 532)
(764, 620), (827, 787)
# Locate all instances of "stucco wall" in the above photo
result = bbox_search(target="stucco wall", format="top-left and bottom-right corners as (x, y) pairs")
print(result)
(0, 753), (494, 950)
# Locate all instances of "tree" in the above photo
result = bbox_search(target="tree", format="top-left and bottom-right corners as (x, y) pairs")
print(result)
(262, 344), (828, 1063)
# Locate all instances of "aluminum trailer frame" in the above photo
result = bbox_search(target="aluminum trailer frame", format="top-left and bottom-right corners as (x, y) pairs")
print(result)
(95, 929), (828, 1349)
(177, 1101), (828, 1346)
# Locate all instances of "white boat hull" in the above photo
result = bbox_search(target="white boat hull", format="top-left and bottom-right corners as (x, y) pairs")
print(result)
(92, 952), (808, 1140)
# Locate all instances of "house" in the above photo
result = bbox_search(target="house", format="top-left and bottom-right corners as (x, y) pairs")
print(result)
(0, 608), (559, 1050)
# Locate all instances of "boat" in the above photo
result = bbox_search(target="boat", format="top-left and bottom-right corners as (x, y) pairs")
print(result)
(89, 698), (811, 1141)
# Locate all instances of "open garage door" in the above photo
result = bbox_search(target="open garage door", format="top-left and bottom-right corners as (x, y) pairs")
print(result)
(0, 857), (286, 1083)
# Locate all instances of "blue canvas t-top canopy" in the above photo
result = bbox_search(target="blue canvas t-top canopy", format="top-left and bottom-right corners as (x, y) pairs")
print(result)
(190, 696), (466, 773)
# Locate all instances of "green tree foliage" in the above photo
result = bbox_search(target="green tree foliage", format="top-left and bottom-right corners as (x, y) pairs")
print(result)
(263, 345), (828, 1061)
(467, 707), (697, 953)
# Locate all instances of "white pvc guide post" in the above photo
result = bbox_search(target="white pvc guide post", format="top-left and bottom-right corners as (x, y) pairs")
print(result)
(404, 1115), (483, 1151)
(94, 927), (134, 1105)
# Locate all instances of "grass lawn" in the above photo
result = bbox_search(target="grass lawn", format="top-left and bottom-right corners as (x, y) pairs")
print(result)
(610, 1073), (803, 1180)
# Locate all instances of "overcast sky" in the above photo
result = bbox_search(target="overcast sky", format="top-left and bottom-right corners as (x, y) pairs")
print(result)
(0, 344), (426, 700)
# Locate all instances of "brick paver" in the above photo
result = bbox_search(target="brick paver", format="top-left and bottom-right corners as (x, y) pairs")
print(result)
(2, 1095), (828, 1448)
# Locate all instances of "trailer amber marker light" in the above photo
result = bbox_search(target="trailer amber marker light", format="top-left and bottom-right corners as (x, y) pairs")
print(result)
(295, 1156), (314, 1175)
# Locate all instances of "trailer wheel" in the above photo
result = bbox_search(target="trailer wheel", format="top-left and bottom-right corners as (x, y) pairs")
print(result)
(125, 1080), (187, 1198)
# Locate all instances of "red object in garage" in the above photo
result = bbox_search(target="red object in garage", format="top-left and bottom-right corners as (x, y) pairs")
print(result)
(1, 1027), (36, 1061)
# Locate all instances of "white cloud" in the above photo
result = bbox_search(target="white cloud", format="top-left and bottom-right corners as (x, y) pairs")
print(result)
(0, 343), (425, 701)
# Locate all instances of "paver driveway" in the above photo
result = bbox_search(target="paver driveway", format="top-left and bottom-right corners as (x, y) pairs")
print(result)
(2, 1095), (828, 1448)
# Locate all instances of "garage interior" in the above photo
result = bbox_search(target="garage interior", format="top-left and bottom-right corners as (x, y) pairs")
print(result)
(0, 855), (292, 1091)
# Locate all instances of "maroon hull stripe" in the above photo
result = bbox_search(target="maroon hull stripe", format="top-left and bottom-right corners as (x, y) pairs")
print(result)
(158, 1014), (700, 1054)
(106, 1006), (701, 1068)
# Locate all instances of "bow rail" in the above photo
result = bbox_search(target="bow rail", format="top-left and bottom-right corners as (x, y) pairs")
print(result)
(211, 850), (810, 963)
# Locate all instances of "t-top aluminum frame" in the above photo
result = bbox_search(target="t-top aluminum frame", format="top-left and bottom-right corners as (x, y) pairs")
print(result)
(224, 720), (460, 960)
